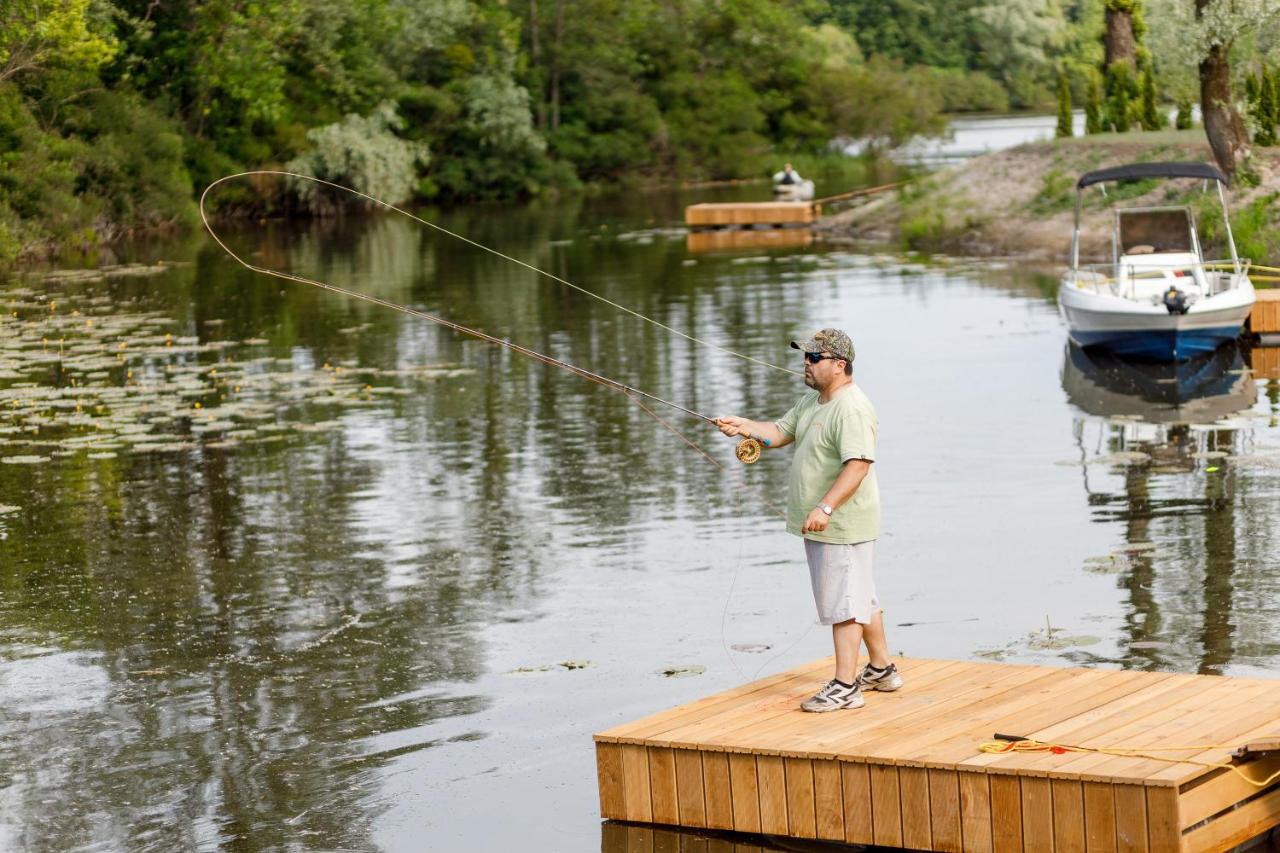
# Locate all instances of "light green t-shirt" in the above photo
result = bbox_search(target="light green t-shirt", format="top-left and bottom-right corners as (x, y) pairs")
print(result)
(775, 384), (880, 544)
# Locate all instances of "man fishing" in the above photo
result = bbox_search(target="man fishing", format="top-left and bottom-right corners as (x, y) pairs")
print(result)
(715, 329), (901, 712)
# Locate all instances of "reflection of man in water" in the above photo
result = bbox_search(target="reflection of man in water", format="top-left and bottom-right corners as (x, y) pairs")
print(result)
(773, 163), (802, 185)
(715, 329), (901, 712)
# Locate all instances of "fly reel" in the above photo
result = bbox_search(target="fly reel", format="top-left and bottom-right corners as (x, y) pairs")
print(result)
(735, 437), (763, 464)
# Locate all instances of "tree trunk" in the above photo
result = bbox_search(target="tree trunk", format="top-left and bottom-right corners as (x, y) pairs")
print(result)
(530, 0), (546, 130)
(550, 0), (564, 131)
(1103, 8), (1137, 69)
(1196, 0), (1250, 181)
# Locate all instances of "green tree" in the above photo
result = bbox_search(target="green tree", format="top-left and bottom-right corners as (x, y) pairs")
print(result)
(1175, 99), (1194, 129)
(1056, 70), (1073, 137)
(1104, 62), (1137, 130)
(1085, 73), (1104, 133)
(1139, 62), (1164, 130)
(1258, 69), (1278, 145)
(0, 0), (117, 84)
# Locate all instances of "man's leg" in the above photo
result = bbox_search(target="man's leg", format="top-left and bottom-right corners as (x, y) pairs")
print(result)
(832, 619), (865, 684)
(861, 609), (891, 669)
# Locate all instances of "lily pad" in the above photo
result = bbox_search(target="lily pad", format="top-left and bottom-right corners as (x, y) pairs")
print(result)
(660, 664), (706, 678)
(2, 455), (50, 464)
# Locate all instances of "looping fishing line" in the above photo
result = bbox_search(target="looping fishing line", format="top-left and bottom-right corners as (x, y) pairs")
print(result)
(201, 172), (808, 682)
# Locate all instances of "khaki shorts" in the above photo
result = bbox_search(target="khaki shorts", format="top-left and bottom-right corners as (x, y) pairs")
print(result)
(804, 539), (880, 626)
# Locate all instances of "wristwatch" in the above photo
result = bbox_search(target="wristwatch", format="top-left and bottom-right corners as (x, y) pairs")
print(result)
(817, 503), (834, 516)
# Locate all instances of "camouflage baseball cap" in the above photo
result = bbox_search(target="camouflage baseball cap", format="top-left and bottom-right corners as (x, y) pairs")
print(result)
(790, 328), (855, 362)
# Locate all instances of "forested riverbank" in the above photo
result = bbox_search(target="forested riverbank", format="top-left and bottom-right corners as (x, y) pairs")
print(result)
(5, 0), (1280, 264)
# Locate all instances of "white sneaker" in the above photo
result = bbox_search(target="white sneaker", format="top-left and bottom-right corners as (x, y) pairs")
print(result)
(856, 662), (904, 692)
(800, 679), (865, 713)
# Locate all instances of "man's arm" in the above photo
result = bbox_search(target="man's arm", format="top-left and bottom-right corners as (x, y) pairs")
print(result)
(802, 459), (872, 533)
(714, 416), (793, 449)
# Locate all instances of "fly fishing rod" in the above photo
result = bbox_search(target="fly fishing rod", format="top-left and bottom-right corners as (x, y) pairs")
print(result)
(199, 171), (778, 463)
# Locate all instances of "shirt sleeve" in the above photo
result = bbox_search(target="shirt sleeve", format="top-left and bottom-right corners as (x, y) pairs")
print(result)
(774, 397), (803, 439)
(836, 405), (876, 463)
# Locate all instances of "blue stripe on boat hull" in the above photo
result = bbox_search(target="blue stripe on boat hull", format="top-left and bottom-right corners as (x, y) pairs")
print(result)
(1069, 326), (1242, 361)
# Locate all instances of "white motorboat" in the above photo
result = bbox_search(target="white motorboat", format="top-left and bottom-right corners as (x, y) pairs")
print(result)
(772, 179), (814, 201)
(1059, 162), (1255, 361)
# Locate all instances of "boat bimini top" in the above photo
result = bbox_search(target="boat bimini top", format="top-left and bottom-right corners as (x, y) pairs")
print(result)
(1070, 161), (1240, 275)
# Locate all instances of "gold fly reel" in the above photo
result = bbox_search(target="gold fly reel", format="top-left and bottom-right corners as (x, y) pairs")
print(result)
(735, 437), (763, 464)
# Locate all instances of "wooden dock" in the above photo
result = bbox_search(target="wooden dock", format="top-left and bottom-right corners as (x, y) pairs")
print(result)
(1251, 346), (1280, 380)
(685, 202), (818, 228)
(1251, 288), (1280, 336)
(594, 657), (1280, 852)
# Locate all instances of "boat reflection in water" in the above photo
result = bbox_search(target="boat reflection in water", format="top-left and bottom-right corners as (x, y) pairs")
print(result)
(1063, 340), (1257, 426)
(1063, 341), (1256, 474)
(1061, 342), (1268, 673)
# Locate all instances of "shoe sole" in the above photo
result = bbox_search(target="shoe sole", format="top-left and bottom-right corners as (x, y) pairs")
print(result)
(800, 698), (866, 712)
(860, 676), (904, 692)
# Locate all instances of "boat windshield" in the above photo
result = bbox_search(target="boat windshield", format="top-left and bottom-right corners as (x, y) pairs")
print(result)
(1117, 208), (1195, 255)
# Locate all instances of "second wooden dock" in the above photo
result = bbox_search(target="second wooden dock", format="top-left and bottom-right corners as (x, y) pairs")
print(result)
(595, 656), (1280, 852)
(685, 201), (818, 228)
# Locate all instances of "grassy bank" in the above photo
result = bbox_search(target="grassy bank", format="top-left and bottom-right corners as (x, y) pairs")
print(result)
(817, 130), (1280, 266)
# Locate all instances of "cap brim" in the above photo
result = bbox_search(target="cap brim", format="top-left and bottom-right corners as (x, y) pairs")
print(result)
(790, 339), (820, 353)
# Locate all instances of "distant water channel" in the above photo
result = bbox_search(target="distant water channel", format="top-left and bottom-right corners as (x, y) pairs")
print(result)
(1, 184), (1277, 851)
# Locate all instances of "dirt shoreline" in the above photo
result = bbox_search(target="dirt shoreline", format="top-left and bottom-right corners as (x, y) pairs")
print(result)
(815, 130), (1280, 265)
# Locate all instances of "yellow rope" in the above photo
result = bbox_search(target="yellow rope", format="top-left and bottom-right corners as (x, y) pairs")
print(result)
(979, 739), (1280, 788)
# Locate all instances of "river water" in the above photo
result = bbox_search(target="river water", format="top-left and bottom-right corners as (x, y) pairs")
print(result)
(1, 184), (1278, 852)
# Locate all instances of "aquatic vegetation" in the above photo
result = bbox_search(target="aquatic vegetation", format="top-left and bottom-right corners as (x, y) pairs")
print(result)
(0, 280), (466, 465)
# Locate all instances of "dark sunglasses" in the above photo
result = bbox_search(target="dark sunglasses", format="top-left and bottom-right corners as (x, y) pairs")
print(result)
(803, 352), (840, 364)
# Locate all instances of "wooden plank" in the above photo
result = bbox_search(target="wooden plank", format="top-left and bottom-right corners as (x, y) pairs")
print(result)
(870, 763), (904, 848)
(597, 742), (627, 819)
(600, 658), (834, 743)
(1251, 345), (1280, 380)
(1082, 781), (1117, 853)
(969, 673), (1187, 775)
(730, 658), (1003, 763)
(1113, 784), (1148, 853)
(1147, 702), (1280, 787)
(622, 743), (654, 823)
(687, 658), (964, 756)
(702, 751), (734, 830)
(1022, 776), (1055, 851)
(1181, 783), (1280, 852)
(1179, 758), (1280, 828)
(812, 758), (845, 841)
(727, 753), (760, 833)
(1053, 779), (1087, 853)
(841, 761), (874, 845)
(809, 663), (1058, 763)
(922, 669), (1155, 774)
(674, 748), (706, 827)
(1056, 680), (1277, 784)
(901, 766), (933, 850)
(783, 757), (817, 839)
(930, 768), (963, 852)
(990, 774), (1023, 853)
(650, 747), (680, 825)
(960, 671), (1186, 776)
(757, 755), (789, 835)
(959, 770), (994, 853)
(685, 202), (816, 228)
(1145, 786), (1181, 853)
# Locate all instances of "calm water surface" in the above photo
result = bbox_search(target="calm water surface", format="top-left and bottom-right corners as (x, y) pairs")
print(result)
(1, 186), (1278, 851)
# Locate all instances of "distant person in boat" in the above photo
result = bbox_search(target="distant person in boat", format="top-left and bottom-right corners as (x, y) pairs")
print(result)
(773, 163), (802, 186)
(714, 329), (900, 713)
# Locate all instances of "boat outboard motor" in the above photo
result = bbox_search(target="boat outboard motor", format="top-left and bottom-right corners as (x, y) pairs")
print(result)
(1163, 286), (1190, 315)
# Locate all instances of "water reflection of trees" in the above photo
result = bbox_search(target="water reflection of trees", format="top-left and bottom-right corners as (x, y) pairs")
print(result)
(1062, 344), (1280, 675)
(0, 202), (819, 848)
